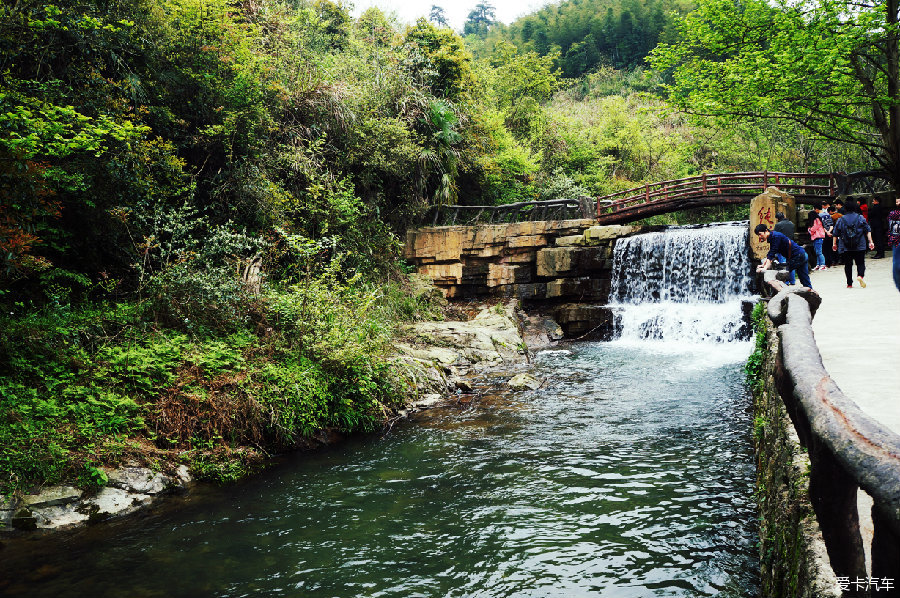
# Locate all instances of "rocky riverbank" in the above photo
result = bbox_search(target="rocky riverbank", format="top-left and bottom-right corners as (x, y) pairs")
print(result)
(1, 299), (554, 535)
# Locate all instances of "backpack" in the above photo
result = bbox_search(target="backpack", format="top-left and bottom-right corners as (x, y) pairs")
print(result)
(841, 215), (864, 247)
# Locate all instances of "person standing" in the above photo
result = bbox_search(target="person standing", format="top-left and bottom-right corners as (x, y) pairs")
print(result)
(859, 198), (869, 221)
(833, 200), (875, 288)
(868, 196), (889, 259)
(754, 224), (813, 289)
(818, 201), (835, 267)
(835, 199), (845, 214)
(773, 212), (797, 283)
(807, 211), (827, 270)
(888, 196), (900, 292)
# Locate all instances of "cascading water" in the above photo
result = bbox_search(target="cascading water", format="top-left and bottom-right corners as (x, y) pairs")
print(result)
(609, 222), (755, 347)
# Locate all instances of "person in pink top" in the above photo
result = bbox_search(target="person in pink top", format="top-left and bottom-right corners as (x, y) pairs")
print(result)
(807, 211), (827, 270)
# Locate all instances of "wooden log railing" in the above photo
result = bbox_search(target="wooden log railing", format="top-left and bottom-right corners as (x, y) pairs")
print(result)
(761, 273), (900, 596)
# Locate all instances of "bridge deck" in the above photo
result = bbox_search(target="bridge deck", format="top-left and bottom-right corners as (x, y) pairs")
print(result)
(810, 250), (900, 435)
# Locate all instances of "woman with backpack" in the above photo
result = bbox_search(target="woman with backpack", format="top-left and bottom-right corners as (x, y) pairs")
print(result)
(832, 200), (875, 288)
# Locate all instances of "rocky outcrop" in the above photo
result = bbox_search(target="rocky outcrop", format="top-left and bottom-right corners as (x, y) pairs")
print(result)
(396, 301), (529, 402)
(0, 466), (191, 532)
(507, 373), (542, 391)
(394, 298), (562, 417)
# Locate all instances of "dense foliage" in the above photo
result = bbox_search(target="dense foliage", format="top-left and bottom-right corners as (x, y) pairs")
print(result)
(0, 0), (459, 493)
(0, 0), (886, 495)
(470, 0), (691, 77)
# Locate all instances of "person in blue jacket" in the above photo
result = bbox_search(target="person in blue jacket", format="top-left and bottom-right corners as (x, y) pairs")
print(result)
(832, 200), (875, 288)
(754, 224), (813, 289)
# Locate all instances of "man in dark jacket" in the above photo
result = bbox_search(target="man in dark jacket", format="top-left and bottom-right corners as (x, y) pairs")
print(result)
(833, 200), (875, 288)
(868, 196), (889, 259)
(754, 224), (812, 289)
(773, 211), (795, 238)
(817, 201), (835, 267)
(772, 212), (797, 283)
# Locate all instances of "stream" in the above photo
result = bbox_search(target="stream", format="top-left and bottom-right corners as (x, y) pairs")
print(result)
(0, 223), (760, 597)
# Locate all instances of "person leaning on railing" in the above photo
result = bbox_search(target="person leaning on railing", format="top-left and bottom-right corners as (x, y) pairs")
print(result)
(754, 224), (813, 289)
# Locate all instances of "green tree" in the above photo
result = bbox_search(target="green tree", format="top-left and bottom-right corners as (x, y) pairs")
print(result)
(650, 0), (898, 187)
(429, 5), (449, 28)
(464, 2), (496, 37)
(488, 41), (562, 110)
(403, 19), (476, 102)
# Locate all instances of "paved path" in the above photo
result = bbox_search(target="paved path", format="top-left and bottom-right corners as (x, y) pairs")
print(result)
(809, 249), (900, 435)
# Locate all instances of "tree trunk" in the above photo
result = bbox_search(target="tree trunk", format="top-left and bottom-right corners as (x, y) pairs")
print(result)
(885, 0), (900, 190)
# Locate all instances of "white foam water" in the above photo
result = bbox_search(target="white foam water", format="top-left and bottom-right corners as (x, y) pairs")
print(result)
(608, 222), (756, 360)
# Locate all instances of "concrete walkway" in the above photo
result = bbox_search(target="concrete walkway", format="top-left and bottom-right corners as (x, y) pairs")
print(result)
(809, 249), (900, 435)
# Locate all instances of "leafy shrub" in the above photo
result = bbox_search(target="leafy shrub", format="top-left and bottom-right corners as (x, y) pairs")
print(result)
(146, 264), (256, 333)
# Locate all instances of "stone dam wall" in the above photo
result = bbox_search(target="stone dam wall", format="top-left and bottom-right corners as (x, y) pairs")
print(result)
(404, 219), (641, 337)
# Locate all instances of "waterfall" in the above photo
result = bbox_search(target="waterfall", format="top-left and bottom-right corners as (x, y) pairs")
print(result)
(609, 222), (754, 346)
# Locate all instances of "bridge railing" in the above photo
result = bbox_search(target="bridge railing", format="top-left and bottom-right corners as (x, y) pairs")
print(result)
(426, 197), (593, 226)
(418, 171), (890, 227)
(596, 171), (837, 217)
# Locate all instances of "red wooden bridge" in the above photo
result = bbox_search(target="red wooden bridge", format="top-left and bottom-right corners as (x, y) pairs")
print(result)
(594, 171), (887, 224)
(426, 171), (890, 226)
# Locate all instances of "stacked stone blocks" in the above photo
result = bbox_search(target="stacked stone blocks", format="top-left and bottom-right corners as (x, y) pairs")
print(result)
(405, 220), (640, 337)
(405, 219), (639, 301)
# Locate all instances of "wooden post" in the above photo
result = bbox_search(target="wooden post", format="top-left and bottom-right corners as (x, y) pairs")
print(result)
(808, 442), (868, 594)
(645, 184), (650, 203)
(830, 174), (836, 197)
(871, 504), (900, 587)
(764, 170), (768, 190)
(702, 173), (707, 195)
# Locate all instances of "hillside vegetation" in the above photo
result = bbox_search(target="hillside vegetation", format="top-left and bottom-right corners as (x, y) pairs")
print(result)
(0, 0), (879, 494)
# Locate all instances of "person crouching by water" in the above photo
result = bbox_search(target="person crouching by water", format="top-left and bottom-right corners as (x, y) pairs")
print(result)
(773, 211), (797, 283)
(754, 224), (813, 289)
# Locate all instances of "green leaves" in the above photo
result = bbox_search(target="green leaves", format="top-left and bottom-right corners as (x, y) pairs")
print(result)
(649, 0), (900, 183)
(0, 92), (148, 161)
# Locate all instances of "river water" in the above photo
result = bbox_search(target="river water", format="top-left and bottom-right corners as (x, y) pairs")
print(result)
(1, 224), (760, 597)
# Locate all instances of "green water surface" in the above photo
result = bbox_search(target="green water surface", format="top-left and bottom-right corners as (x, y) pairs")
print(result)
(1, 341), (759, 598)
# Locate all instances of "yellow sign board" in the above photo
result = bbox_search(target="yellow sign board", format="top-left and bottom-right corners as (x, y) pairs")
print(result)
(749, 188), (796, 260)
